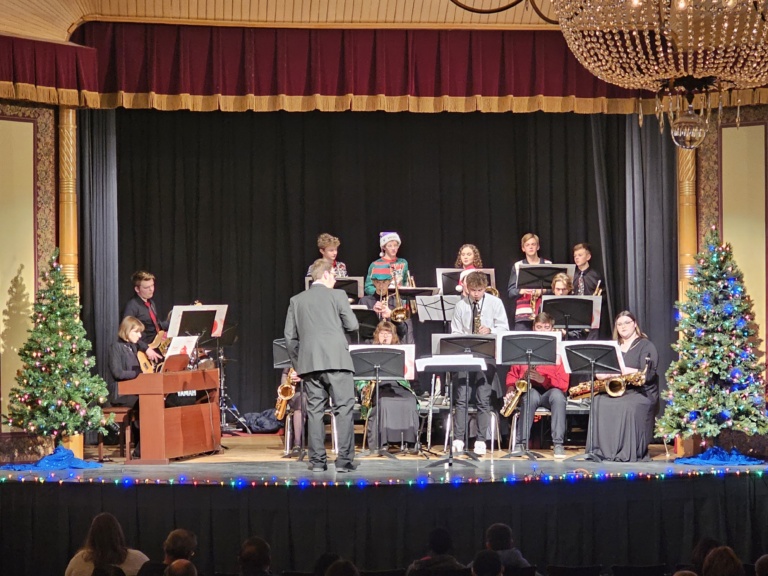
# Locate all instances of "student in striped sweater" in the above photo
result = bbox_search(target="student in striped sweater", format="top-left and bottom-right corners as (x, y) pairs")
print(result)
(364, 231), (410, 296)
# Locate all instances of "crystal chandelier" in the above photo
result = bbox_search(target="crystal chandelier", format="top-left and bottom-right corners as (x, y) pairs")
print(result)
(550, 0), (768, 148)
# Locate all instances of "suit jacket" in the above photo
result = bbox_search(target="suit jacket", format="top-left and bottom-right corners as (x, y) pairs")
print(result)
(284, 283), (360, 375)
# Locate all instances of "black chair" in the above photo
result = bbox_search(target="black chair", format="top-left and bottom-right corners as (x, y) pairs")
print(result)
(548, 565), (603, 576)
(612, 565), (668, 576)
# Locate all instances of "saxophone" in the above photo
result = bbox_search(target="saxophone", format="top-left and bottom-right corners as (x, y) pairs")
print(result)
(275, 368), (297, 420)
(501, 379), (528, 417)
(569, 363), (649, 400)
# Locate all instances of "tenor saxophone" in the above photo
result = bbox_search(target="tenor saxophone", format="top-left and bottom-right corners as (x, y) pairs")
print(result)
(275, 368), (297, 420)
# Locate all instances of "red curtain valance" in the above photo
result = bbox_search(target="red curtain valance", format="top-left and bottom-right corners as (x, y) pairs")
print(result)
(0, 34), (99, 106)
(69, 22), (645, 113)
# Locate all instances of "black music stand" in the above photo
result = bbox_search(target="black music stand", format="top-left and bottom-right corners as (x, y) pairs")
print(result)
(517, 265), (570, 293)
(334, 278), (363, 302)
(352, 309), (379, 343)
(562, 343), (623, 463)
(438, 269), (495, 296)
(415, 295), (460, 332)
(498, 333), (558, 460)
(273, 338), (307, 460)
(352, 348), (406, 460)
(542, 296), (593, 337)
(175, 309), (217, 340)
(439, 335), (496, 462)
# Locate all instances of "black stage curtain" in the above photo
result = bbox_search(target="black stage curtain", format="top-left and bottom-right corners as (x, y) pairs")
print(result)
(107, 109), (669, 413)
(3, 476), (768, 576)
(78, 109), (121, 399)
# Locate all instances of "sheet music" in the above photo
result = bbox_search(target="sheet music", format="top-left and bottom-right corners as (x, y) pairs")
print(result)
(416, 355), (488, 372)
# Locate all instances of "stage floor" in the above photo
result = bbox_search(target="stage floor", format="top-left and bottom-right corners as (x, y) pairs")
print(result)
(34, 434), (764, 485)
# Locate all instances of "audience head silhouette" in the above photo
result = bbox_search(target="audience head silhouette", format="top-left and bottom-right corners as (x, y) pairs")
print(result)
(472, 550), (503, 576)
(692, 538), (723, 576)
(325, 559), (360, 576)
(485, 524), (514, 551)
(314, 553), (342, 576)
(755, 554), (768, 576)
(428, 527), (454, 555)
(164, 559), (197, 576)
(164, 529), (197, 562)
(239, 536), (271, 576)
(82, 513), (129, 567)
(702, 546), (745, 576)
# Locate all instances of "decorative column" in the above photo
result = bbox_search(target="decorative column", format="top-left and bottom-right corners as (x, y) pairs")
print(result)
(58, 106), (79, 295)
(677, 147), (698, 301)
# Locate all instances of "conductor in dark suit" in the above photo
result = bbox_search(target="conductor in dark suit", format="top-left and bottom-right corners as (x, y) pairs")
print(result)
(284, 259), (360, 472)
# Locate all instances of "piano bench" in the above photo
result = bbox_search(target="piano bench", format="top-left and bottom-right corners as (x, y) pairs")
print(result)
(98, 406), (133, 462)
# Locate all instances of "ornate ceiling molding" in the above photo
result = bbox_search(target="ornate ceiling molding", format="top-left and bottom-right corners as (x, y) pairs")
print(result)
(0, 0), (558, 43)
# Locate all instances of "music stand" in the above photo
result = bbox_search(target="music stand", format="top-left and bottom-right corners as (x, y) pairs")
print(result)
(561, 342), (623, 463)
(351, 309), (379, 343)
(273, 338), (306, 459)
(436, 268), (497, 296)
(541, 296), (594, 336)
(415, 295), (460, 332)
(351, 348), (406, 460)
(439, 335), (496, 462)
(305, 276), (364, 301)
(517, 264), (573, 292)
(417, 354), (487, 469)
(497, 333), (558, 460)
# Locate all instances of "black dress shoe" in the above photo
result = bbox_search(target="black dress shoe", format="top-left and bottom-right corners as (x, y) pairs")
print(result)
(308, 464), (327, 472)
(336, 462), (359, 473)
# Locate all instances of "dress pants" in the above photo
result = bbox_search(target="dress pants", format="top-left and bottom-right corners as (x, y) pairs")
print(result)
(454, 367), (495, 443)
(304, 369), (355, 467)
(517, 386), (567, 446)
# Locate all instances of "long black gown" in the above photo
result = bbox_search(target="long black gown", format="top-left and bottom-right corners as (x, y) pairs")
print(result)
(586, 337), (659, 462)
(360, 379), (420, 449)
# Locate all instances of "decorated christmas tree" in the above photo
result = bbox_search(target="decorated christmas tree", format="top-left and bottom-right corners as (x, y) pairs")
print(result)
(657, 227), (768, 441)
(3, 250), (111, 440)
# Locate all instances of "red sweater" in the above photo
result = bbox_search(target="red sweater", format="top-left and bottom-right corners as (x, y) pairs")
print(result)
(506, 361), (569, 392)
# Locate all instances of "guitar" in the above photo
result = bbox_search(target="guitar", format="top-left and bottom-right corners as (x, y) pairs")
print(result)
(137, 350), (155, 374)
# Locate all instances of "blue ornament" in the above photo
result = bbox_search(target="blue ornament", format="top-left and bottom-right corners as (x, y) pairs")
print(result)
(730, 368), (743, 380)
(689, 411), (699, 422)
(736, 318), (747, 329)
(724, 304), (734, 314)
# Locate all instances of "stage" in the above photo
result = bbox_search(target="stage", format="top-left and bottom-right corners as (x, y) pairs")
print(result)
(2, 435), (768, 576)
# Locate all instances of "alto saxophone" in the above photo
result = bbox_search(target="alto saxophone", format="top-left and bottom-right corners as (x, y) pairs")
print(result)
(501, 379), (528, 417)
(275, 368), (297, 420)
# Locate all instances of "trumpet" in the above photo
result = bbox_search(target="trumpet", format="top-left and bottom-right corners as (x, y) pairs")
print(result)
(501, 379), (528, 417)
(275, 368), (297, 420)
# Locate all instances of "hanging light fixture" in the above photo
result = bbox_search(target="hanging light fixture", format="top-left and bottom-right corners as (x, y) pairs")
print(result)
(549, 0), (768, 148)
(450, 0), (768, 148)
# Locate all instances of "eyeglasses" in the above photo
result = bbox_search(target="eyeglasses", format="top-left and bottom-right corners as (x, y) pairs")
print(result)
(615, 320), (635, 327)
